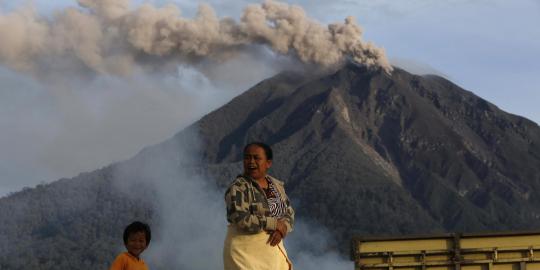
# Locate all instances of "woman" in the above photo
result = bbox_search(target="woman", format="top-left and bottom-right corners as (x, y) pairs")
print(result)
(223, 142), (295, 270)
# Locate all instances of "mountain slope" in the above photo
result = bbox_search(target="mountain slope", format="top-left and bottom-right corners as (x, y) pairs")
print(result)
(185, 63), (540, 248)
(1, 63), (540, 269)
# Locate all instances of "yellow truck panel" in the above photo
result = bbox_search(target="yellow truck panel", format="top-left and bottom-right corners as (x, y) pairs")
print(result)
(351, 231), (540, 270)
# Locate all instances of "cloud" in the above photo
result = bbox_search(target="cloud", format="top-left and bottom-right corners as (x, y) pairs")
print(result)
(0, 0), (392, 197)
(390, 57), (450, 78)
(0, 0), (391, 77)
(0, 63), (260, 197)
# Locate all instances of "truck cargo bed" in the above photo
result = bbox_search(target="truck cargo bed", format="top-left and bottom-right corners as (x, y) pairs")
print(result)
(351, 231), (540, 270)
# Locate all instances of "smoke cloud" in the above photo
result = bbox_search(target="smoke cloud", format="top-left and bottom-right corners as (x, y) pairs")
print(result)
(0, 0), (392, 77)
(0, 39), (291, 198)
(0, 0), (392, 196)
(112, 132), (351, 270)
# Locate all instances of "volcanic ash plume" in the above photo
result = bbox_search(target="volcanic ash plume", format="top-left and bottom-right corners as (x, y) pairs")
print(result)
(0, 0), (392, 76)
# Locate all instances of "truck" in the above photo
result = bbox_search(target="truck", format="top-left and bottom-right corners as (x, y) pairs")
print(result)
(351, 231), (540, 270)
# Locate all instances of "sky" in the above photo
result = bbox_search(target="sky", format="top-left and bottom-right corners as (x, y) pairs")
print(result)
(0, 0), (539, 197)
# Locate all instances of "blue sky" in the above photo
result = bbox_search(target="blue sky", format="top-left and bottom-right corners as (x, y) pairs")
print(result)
(0, 0), (539, 196)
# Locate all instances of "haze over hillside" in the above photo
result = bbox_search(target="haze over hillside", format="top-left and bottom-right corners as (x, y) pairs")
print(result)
(1, 63), (540, 269)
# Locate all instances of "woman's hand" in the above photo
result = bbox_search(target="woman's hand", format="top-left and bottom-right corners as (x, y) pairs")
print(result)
(267, 219), (288, 246)
(276, 219), (288, 238)
(267, 230), (283, 246)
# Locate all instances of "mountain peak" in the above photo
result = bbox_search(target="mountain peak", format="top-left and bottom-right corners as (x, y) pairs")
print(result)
(2, 63), (540, 268)
(189, 62), (540, 234)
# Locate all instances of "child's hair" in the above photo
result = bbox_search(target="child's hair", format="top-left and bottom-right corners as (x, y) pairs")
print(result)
(123, 221), (151, 245)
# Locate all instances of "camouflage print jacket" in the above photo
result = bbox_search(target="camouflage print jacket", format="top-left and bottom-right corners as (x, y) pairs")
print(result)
(225, 174), (295, 234)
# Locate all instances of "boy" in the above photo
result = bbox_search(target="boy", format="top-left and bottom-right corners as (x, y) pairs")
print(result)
(109, 221), (151, 270)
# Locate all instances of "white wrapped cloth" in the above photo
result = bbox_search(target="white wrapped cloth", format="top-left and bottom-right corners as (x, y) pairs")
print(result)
(224, 225), (292, 270)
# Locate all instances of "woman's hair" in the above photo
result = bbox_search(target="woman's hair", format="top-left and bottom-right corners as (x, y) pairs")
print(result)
(244, 142), (273, 160)
(123, 221), (151, 245)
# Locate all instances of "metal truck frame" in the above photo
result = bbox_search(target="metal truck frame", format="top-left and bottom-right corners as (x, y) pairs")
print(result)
(351, 231), (540, 270)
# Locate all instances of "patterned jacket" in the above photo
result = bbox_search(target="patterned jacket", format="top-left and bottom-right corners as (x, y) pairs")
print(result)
(225, 174), (295, 234)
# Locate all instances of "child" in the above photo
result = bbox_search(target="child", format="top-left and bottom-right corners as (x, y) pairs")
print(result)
(109, 221), (151, 270)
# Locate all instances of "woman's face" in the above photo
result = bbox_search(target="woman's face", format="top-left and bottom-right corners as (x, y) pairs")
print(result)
(243, 145), (272, 181)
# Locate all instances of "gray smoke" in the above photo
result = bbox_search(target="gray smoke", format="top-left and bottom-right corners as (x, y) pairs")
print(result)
(111, 133), (351, 269)
(0, 63), (249, 197)
(0, 45), (288, 198)
(0, 0), (392, 77)
(0, 0), (392, 196)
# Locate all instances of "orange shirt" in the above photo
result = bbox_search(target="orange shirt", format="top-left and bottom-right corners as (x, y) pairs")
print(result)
(109, 252), (149, 270)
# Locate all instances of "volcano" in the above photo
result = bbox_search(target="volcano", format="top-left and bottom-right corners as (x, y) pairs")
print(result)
(1, 63), (540, 269)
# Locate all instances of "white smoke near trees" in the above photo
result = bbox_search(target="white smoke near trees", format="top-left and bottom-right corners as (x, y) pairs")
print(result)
(0, 0), (391, 77)
(112, 134), (351, 270)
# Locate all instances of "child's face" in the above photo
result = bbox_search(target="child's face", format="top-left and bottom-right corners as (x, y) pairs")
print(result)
(126, 231), (147, 258)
